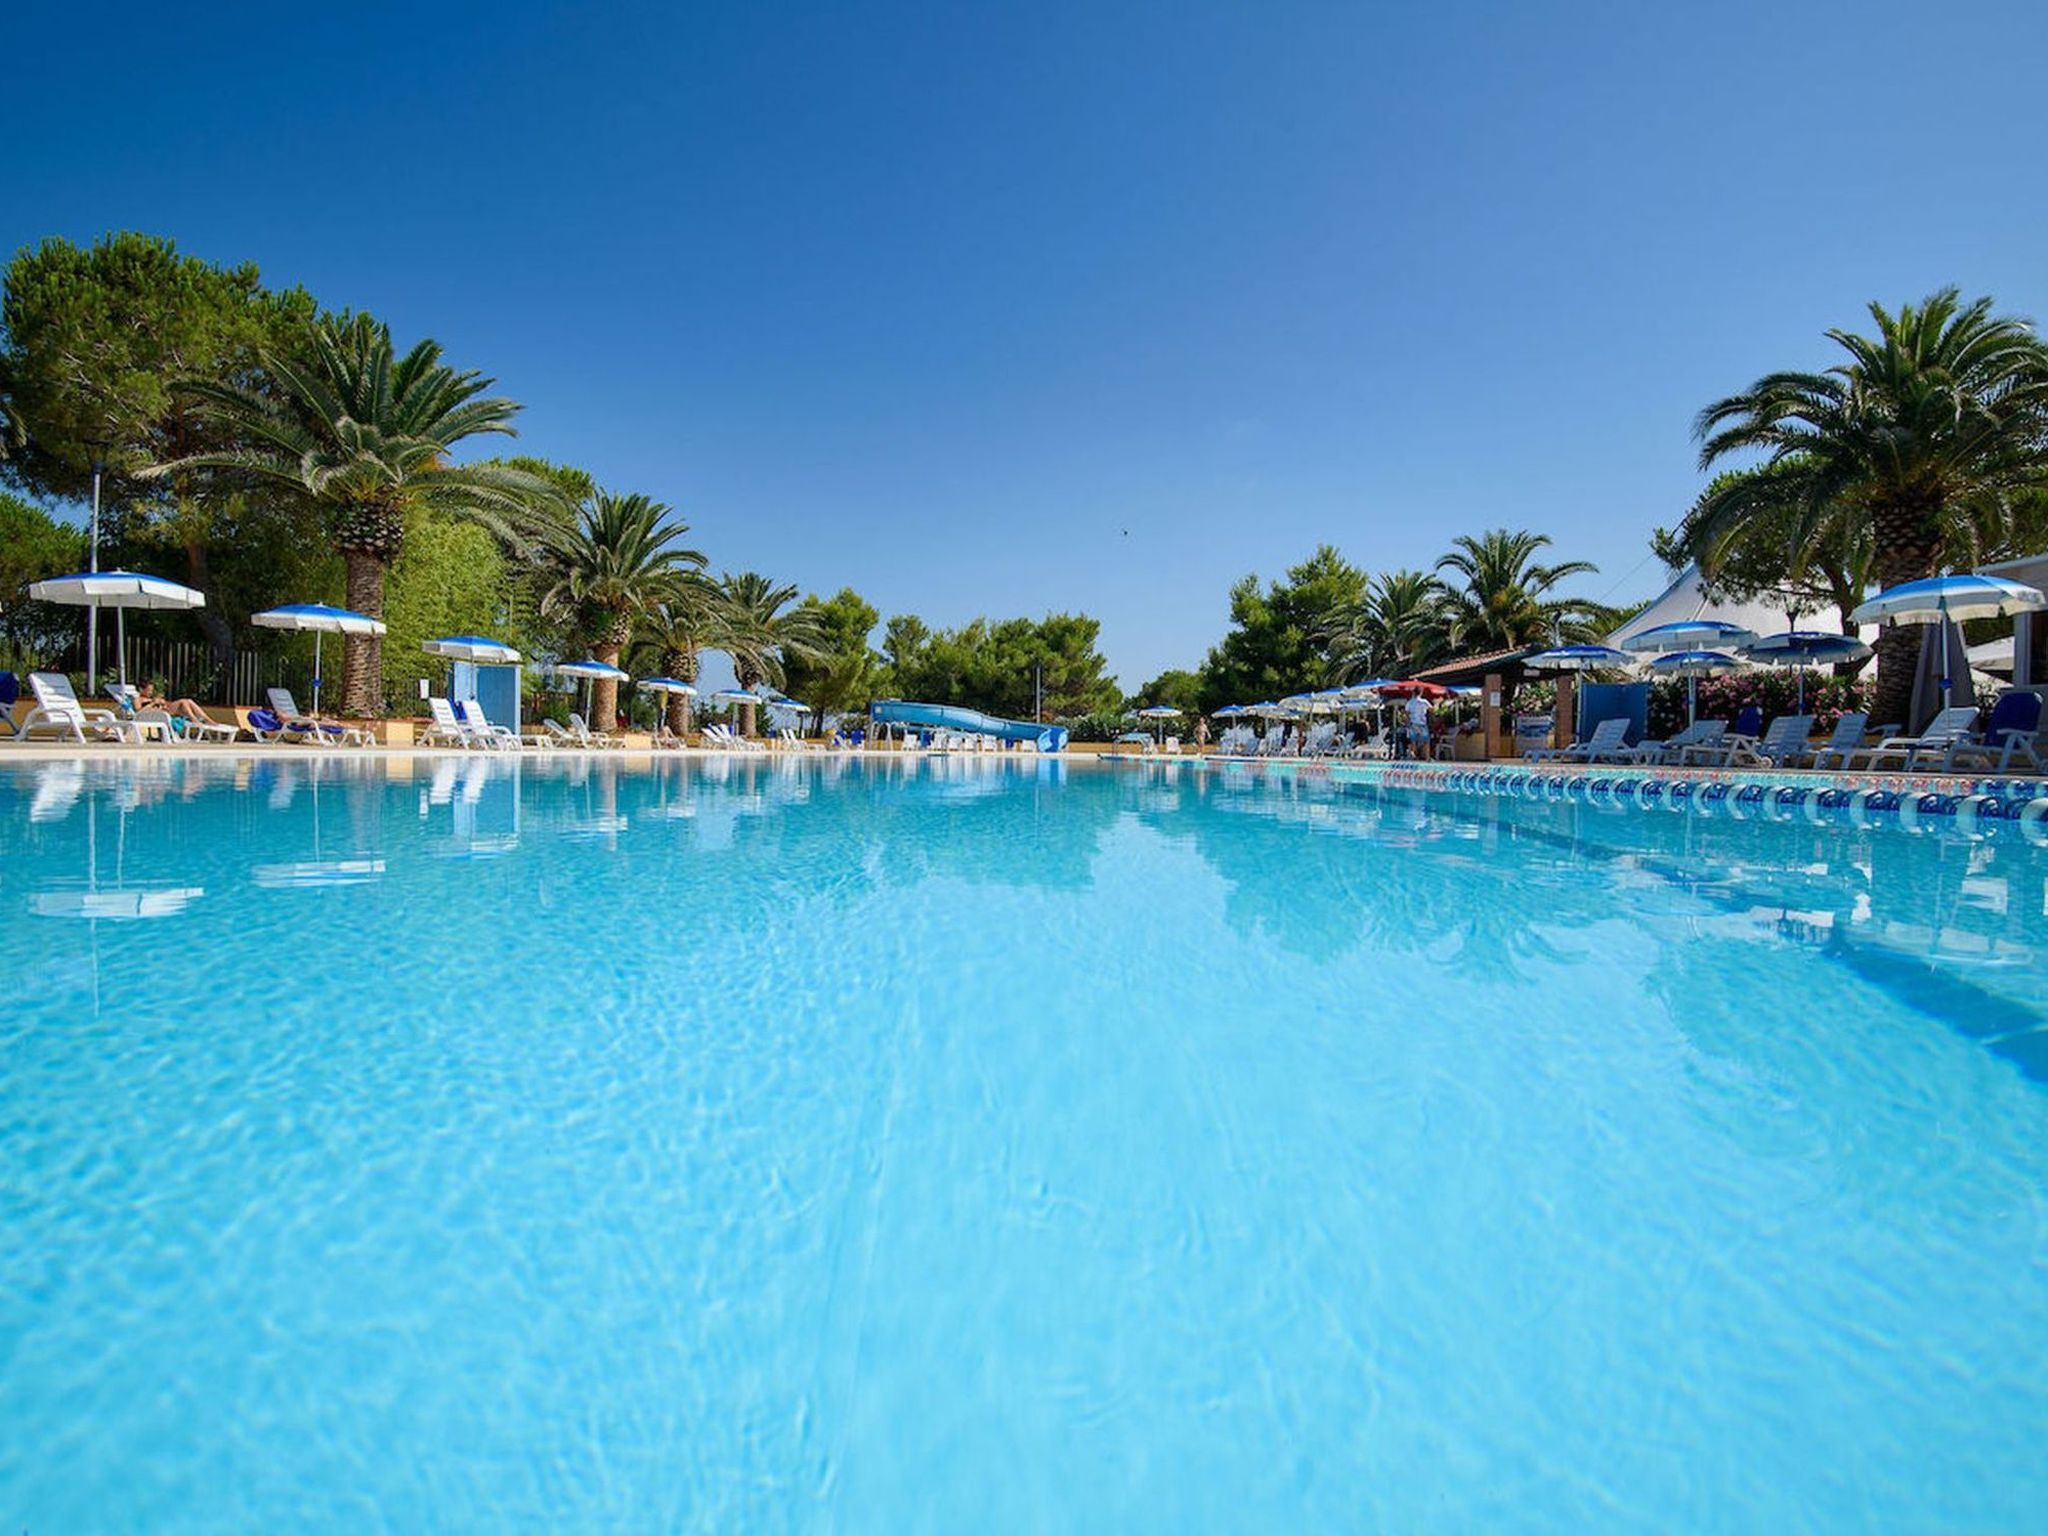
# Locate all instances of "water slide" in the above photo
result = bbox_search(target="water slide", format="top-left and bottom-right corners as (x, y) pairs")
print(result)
(870, 699), (1069, 753)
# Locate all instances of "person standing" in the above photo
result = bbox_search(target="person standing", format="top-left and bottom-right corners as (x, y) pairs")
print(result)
(1406, 693), (1430, 761)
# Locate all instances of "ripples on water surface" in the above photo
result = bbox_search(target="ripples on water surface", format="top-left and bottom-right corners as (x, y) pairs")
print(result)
(2, 753), (2046, 1532)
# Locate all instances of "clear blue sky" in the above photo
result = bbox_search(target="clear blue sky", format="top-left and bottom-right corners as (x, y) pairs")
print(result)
(9, 0), (2048, 691)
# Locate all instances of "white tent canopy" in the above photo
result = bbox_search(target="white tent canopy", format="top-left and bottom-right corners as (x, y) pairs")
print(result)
(1606, 565), (1874, 651)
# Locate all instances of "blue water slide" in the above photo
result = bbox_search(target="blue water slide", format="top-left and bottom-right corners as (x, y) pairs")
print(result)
(870, 699), (1069, 753)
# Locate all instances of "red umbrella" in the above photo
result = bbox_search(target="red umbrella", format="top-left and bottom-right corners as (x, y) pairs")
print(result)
(1376, 681), (1452, 700)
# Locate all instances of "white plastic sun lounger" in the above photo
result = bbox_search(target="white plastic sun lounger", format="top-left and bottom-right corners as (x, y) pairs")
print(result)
(1785, 713), (1868, 771)
(269, 688), (373, 747)
(1614, 720), (1725, 766)
(425, 697), (477, 748)
(106, 683), (181, 744)
(1526, 717), (1630, 763)
(19, 672), (141, 744)
(567, 713), (627, 750)
(457, 698), (524, 750)
(1845, 707), (1982, 772)
(1716, 714), (1815, 769)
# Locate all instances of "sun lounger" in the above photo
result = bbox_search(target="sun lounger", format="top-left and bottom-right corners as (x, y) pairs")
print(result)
(1527, 717), (1631, 763)
(425, 697), (478, 748)
(1846, 706), (1983, 772)
(568, 712), (627, 750)
(1615, 719), (1725, 766)
(1717, 714), (1815, 768)
(268, 688), (372, 747)
(1785, 712), (1867, 771)
(18, 673), (141, 744)
(106, 683), (182, 744)
(457, 697), (525, 750)
(1927, 691), (2045, 775)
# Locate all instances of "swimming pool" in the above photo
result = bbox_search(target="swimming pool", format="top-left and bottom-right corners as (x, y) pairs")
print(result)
(4, 752), (2046, 1530)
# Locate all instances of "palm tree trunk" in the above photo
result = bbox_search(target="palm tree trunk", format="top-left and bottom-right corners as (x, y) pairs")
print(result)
(662, 645), (697, 737)
(340, 549), (386, 717)
(737, 665), (759, 737)
(1866, 495), (1943, 729)
(592, 641), (623, 731)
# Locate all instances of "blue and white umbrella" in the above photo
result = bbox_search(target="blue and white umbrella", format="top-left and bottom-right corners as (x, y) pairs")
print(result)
(1623, 618), (1758, 655)
(27, 569), (207, 688)
(639, 675), (697, 733)
(1851, 573), (2048, 710)
(422, 634), (522, 664)
(252, 603), (387, 715)
(1136, 702), (1181, 744)
(555, 659), (631, 724)
(1649, 648), (1744, 726)
(1524, 644), (1637, 672)
(554, 659), (630, 681)
(1212, 704), (1248, 718)
(1740, 630), (1873, 711)
(1851, 572), (2046, 626)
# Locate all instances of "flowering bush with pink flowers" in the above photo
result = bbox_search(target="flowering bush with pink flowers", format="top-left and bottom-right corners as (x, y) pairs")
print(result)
(1647, 672), (1869, 738)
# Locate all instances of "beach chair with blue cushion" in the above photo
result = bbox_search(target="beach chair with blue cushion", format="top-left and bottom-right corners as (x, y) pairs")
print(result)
(269, 688), (373, 747)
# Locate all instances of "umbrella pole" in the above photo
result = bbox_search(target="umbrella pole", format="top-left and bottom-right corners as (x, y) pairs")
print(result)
(117, 606), (128, 690)
(313, 631), (323, 716)
(1939, 598), (1952, 710)
(1687, 675), (1698, 727)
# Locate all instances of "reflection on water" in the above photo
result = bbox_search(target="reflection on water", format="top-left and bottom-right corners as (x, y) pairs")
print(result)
(4, 750), (2045, 1080)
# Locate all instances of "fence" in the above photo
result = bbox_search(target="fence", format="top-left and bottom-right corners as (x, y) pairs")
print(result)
(52, 634), (312, 705)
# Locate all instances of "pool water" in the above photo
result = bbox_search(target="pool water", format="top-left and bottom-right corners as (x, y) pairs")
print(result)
(4, 753), (2046, 1531)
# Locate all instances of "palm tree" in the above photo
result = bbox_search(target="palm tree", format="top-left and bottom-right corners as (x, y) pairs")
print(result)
(156, 314), (560, 715)
(1319, 569), (1448, 681)
(1435, 530), (1601, 653)
(541, 489), (705, 729)
(631, 582), (731, 737)
(1660, 462), (1874, 666)
(1693, 289), (2048, 724)
(716, 571), (827, 736)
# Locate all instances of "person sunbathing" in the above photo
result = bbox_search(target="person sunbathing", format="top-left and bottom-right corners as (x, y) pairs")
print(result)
(134, 683), (212, 721)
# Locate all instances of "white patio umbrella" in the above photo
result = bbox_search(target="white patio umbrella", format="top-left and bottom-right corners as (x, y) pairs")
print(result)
(1136, 702), (1180, 745)
(27, 570), (206, 690)
(1739, 630), (1872, 712)
(1524, 644), (1637, 672)
(556, 658), (631, 724)
(251, 603), (387, 715)
(1623, 619), (1758, 656)
(422, 635), (522, 663)
(1648, 648), (1744, 727)
(1851, 573), (2048, 712)
(639, 675), (697, 735)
